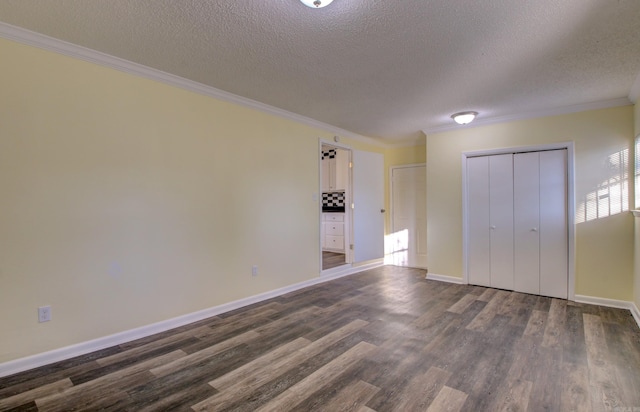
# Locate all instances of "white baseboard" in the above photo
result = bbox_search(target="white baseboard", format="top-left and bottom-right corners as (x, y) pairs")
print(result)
(573, 294), (632, 309)
(631, 302), (640, 329)
(425, 273), (464, 284)
(0, 261), (383, 378)
(574, 295), (640, 330)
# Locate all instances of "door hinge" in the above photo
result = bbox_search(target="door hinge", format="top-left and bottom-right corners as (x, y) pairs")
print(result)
(350, 244), (354, 250)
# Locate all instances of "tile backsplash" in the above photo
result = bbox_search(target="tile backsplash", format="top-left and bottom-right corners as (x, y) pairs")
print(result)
(321, 149), (337, 160)
(322, 192), (345, 207)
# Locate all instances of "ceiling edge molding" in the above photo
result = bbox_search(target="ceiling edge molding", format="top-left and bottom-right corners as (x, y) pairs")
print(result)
(422, 97), (633, 135)
(385, 135), (427, 148)
(629, 71), (640, 103)
(0, 22), (385, 148)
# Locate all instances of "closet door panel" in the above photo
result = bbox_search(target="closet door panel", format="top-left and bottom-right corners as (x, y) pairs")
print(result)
(489, 154), (514, 290)
(514, 152), (540, 295)
(467, 156), (491, 287)
(539, 150), (568, 298)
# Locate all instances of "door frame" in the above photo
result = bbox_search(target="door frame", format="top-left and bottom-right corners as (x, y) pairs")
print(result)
(389, 163), (427, 268)
(461, 142), (576, 300)
(319, 139), (353, 273)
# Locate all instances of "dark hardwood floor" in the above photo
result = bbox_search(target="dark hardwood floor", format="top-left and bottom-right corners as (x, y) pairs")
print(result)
(1, 266), (639, 411)
(322, 251), (346, 270)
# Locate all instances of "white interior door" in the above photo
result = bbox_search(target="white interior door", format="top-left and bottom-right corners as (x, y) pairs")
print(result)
(467, 156), (491, 287)
(514, 152), (541, 295)
(539, 149), (568, 298)
(353, 150), (384, 263)
(489, 154), (515, 290)
(466, 148), (569, 299)
(390, 165), (427, 268)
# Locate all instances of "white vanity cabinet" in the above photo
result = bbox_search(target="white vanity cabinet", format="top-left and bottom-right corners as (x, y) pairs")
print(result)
(322, 213), (345, 252)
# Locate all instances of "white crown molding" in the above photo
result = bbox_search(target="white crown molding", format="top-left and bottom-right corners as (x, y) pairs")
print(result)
(422, 97), (633, 135)
(385, 134), (427, 149)
(629, 71), (640, 103)
(0, 260), (384, 378)
(0, 22), (385, 149)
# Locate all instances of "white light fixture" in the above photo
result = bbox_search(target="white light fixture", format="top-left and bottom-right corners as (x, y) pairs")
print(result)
(300, 0), (334, 8)
(451, 111), (478, 125)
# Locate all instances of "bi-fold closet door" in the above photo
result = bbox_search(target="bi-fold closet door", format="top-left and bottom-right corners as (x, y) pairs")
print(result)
(467, 149), (568, 299)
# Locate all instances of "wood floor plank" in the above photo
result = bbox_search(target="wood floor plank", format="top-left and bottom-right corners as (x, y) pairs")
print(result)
(96, 326), (210, 367)
(583, 313), (626, 411)
(254, 341), (377, 412)
(308, 379), (380, 412)
(494, 377), (533, 412)
(607, 323), (640, 407)
(466, 289), (510, 331)
(209, 337), (311, 391)
(523, 309), (547, 338)
(1, 266), (639, 412)
(191, 319), (369, 411)
(542, 298), (567, 348)
(425, 385), (468, 412)
(446, 293), (477, 314)
(392, 366), (452, 411)
(35, 350), (186, 411)
(476, 287), (498, 302)
(150, 330), (260, 378)
(0, 349), (118, 399)
(560, 361), (592, 412)
(134, 382), (216, 412)
(0, 378), (72, 411)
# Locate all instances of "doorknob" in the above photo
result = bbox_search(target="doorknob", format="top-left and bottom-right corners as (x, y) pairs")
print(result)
(380, 209), (386, 213)
(490, 225), (496, 230)
(531, 227), (538, 232)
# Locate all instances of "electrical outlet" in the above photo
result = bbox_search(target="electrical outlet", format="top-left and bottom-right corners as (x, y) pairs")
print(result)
(252, 265), (258, 277)
(38, 306), (51, 323)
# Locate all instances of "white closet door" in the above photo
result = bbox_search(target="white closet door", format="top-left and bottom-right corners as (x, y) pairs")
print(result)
(514, 152), (541, 295)
(539, 150), (568, 298)
(489, 154), (514, 290)
(467, 156), (491, 287)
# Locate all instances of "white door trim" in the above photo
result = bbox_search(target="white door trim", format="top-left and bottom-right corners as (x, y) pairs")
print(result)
(462, 142), (575, 300)
(319, 139), (353, 273)
(389, 163), (427, 232)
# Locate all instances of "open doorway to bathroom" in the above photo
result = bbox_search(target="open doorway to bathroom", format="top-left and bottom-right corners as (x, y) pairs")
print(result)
(320, 143), (352, 271)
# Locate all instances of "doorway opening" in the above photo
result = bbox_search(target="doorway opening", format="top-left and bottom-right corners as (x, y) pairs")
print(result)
(320, 142), (352, 271)
(388, 164), (427, 268)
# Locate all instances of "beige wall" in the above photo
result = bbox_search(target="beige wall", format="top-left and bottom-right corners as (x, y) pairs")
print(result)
(0, 38), (387, 363)
(635, 217), (640, 309)
(635, 102), (640, 138)
(426, 106), (635, 301)
(383, 144), (427, 232)
(635, 103), (640, 310)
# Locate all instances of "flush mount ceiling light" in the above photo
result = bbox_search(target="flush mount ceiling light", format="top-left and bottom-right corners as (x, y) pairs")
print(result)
(451, 111), (478, 125)
(300, 0), (334, 8)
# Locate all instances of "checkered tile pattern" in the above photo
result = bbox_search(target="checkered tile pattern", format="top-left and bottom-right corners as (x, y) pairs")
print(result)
(322, 192), (345, 207)
(321, 149), (336, 159)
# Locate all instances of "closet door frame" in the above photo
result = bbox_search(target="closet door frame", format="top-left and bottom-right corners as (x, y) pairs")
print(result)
(461, 142), (575, 300)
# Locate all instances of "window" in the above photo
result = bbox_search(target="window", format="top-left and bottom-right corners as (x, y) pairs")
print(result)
(576, 148), (629, 223)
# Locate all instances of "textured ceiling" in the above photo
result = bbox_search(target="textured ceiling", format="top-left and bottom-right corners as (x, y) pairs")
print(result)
(0, 0), (639, 144)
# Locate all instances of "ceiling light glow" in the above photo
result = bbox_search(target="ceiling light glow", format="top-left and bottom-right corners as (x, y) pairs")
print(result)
(451, 111), (478, 125)
(300, 0), (334, 8)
